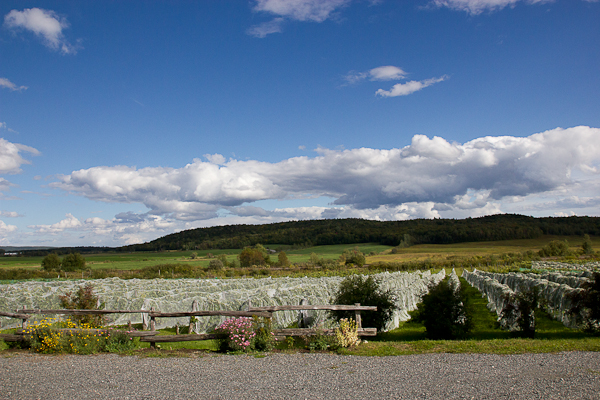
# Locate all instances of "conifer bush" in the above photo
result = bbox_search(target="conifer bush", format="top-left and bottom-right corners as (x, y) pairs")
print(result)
(412, 278), (473, 340)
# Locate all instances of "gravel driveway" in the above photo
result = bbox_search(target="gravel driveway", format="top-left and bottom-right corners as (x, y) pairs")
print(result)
(1, 352), (599, 399)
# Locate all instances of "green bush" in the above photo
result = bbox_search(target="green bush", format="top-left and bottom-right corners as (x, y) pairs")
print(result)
(538, 240), (571, 257)
(412, 278), (473, 340)
(61, 253), (86, 271)
(581, 234), (594, 255)
(330, 275), (396, 331)
(252, 316), (275, 351)
(239, 244), (270, 268)
(277, 251), (291, 267)
(41, 253), (62, 271)
(102, 329), (138, 353)
(342, 247), (366, 267)
(208, 259), (224, 270)
(302, 330), (334, 352)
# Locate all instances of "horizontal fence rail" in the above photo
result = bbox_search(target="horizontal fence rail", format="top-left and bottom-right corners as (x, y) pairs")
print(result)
(248, 305), (377, 312)
(18, 309), (147, 315)
(1, 301), (378, 347)
(148, 310), (272, 319)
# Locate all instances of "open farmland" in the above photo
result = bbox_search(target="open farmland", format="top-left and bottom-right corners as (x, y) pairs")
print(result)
(1, 236), (598, 275)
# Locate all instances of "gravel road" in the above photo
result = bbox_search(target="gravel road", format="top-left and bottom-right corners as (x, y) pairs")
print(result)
(1, 352), (599, 399)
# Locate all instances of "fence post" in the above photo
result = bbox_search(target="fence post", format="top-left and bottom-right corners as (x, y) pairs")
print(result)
(150, 307), (156, 349)
(298, 298), (308, 328)
(354, 303), (362, 330)
(189, 300), (198, 334)
(142, 306), (149, 331)
(21, 305), (28, 329)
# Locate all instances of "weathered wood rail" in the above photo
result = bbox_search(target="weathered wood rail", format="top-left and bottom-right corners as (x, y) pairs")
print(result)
(0, 301), (378, 348)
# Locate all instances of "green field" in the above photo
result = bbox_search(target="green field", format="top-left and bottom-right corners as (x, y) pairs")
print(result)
(0, 243), (391, 270)
(0, 235), (597, 281)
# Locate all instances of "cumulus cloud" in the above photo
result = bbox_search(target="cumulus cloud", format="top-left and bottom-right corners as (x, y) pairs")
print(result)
(428, 0), (553, 15)
(51, 126), (600, 226)
(3, 8), (79, 54)
(0, 220), (18, 235)
(0, 138), (40, 175)
(27, 212), (180, 245)
(28, 213), (82, 234)
(375, 75), (449, 97)
(0, 78), (28, 91)
(248, 0), (351, 37)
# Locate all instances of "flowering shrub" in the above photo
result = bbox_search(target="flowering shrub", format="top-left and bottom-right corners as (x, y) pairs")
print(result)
(23, 318), (138, 354)
(334, 318), (361, 348)
(215, 317), (256, 352)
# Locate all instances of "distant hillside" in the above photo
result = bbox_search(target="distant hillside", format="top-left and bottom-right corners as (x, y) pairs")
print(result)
(119, 214), (600, 252)
(0, 246), (56, 251)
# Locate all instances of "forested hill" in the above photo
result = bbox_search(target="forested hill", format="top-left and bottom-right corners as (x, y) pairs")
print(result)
(119, 214), (600, 252)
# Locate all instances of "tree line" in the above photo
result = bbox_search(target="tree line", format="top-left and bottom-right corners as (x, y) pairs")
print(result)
(119, 214), (600, 252)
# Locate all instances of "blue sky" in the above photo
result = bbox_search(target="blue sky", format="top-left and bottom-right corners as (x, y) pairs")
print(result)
(1, 0), (599, 247)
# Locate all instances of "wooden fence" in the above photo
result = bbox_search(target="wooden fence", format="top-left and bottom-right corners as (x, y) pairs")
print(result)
(0, 301), (377, 348)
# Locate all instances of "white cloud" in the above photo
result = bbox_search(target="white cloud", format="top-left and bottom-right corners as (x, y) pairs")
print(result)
(429, 0), (553, 15)
(28, 213), (82, 234)
(0, 179), (17, 195)
(0, 78), (28, 92)
(375, 75), (449, 97)
(249, 0), (351, 37)
(344, 66), (408, 85)
(252, 0), (351, 22)
(246, 17), (285, 38)
(3, 8), (79, 54)
(369, 66), (408, 81)
(0, 220), (18, 236)
(51, 126), (600, 227)
(27, 212), (180, 246)
(0, 211), (21, 218)
(0, 138), (40, 175)
(344, 66), (446, 97)
(204, 153), (227, 165)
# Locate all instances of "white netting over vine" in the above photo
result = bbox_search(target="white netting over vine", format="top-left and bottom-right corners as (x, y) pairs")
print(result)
(0, 270), (445, 332)
(463, 269), (585, 327)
